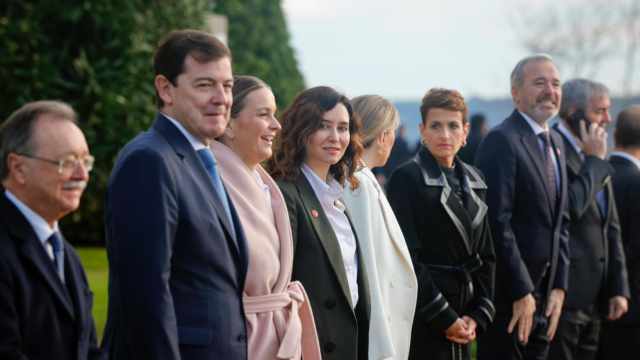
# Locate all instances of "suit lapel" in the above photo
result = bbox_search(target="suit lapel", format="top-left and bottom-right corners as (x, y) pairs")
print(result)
(0, 194), (76, 321)
(152, 115), (240, 256)
(414, 149), (473, 255)
(294, 175), (355, 309)
(62, 235), (87, 337)
(457, 159), (489, 239)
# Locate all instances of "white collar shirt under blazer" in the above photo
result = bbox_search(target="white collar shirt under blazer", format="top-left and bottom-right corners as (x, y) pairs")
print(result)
(300, 163), (359, 307)
(342, 164), (418, 360)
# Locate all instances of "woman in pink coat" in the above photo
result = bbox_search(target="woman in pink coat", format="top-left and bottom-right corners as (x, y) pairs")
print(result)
(211, 76), (321, 360)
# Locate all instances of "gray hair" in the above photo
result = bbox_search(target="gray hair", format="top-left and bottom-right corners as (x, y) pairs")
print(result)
(0, 101), (77, 181)
(510, 53), (555, 88)
(559, 78), (609, 120)
(351, 95), (400, 148)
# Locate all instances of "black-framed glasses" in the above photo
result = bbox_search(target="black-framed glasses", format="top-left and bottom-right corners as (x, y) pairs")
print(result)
(17, 153), (95, 174)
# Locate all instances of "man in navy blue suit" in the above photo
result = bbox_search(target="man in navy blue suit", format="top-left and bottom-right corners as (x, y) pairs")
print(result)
(476, 54), (571, 360)
(0, 101), (106, 360)
(102, 30), (249, 359)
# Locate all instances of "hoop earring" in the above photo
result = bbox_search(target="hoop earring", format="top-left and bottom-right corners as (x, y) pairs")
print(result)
(420, 140), (428, 146)
(378, 142), (387, 155)
(461, 140), (467, 147)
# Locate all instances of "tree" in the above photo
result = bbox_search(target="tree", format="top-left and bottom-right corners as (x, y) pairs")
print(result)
(0, 0), (212, 244)
(215, 0), (306, 111)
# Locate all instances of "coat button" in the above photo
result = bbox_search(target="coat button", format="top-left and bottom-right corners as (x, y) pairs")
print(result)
(388, 314), (392, 321)
(238, 334), (246, 343)
(390, 280), (395, 287)
(325, 342), (337, 352)
(326, 299), (337, 309)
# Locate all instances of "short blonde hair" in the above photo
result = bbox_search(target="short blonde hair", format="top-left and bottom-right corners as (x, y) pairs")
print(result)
(351, 95), (400, 148)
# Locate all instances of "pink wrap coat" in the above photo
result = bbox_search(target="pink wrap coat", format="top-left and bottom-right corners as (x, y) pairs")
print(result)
(211, 141), (321, 360)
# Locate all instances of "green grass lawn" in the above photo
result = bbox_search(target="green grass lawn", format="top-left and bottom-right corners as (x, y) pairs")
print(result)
(76, 247), (109, 342)
(76, 247), (479, 358)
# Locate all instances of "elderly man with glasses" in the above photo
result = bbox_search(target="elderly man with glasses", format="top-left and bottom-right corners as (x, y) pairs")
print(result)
(0, 101), (106, 360)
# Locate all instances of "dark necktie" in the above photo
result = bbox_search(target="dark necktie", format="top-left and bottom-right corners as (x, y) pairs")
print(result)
(47, 232), (65, 283)
(538, 132), (558, 207)
(196, 148), (236, 238)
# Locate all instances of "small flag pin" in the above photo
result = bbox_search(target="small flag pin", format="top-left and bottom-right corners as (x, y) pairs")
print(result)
(312, 210), (318, 218)
(557, 148), (562, 156)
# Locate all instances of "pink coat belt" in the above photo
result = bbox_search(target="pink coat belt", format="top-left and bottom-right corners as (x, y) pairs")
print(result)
(243, 281), (322, 360)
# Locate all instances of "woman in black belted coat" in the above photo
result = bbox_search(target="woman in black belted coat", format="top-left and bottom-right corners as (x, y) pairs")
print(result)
(387, 88), (496, 360)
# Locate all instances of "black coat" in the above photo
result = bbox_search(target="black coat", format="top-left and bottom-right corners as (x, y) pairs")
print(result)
(608, 154), (640, 326)
(553, 126), (629, 311)
(0, 191), (106, 360)
(474, 110), (571, 311)
(387, 147), (496, 360)
(277, 173), (371, 360)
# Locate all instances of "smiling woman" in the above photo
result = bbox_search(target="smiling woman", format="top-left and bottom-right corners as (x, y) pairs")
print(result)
(265, 87), (371, 360)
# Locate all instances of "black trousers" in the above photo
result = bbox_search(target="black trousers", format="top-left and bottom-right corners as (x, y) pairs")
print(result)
(548, 305), (600, 360)
(597, 324), (640, 360)
(477, 293), (550, 360)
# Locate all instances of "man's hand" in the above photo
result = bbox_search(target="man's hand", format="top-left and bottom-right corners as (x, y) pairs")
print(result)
(445, 318), (473, 344)
(545, 289), (565, 341)
(508, 293), (536, 344)
(578, 120), (608, 160)
(607, 296), (628, 321)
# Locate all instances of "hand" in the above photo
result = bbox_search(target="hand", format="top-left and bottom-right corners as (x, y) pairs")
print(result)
(607, 296), (628, 321)
(545, 289), (565, 341)
(578, 120), (608, 160)
(508, 293), (536, 344)
(445, 318), (473, 344)
(461, 316), (478, 341)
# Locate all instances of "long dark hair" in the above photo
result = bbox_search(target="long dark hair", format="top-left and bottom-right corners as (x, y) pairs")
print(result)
(265, 86), (363, 190)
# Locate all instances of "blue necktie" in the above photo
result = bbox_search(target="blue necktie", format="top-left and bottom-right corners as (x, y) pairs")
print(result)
(197, 148), (236, 238)
(48, 232), (65, 283)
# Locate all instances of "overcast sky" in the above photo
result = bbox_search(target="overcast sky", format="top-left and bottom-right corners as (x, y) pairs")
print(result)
(282, 0), (635, 101)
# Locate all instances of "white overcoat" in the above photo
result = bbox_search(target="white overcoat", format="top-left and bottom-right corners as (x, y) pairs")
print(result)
(343, 165), (418, 360)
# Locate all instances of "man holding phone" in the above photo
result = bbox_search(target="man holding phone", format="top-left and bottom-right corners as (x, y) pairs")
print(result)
(549, 78), (629, 360)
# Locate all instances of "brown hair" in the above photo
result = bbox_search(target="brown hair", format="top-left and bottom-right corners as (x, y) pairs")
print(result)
(265, 86), (363, 190)
(153, 30), (231, 108)
(615, 105), (640, 149)
(230, 76), (271, 118)
(0, 101), (77, 180)
(419, 88), (468, 125)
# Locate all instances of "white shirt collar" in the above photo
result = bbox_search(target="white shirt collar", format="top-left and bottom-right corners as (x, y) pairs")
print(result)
(612, 151), (640, 171)
(300, 163), (344, 204)
(4, 189), (59, 245)
(519, 110), (550, 135)
(557, 121), (582, 155)
(160, 113), (207, 151)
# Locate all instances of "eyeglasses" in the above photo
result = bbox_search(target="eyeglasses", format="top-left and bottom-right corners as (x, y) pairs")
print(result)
(17, 153), (95, 174)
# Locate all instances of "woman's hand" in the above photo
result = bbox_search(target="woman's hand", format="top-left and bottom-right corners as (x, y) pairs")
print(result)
(445, 318), (475, 344)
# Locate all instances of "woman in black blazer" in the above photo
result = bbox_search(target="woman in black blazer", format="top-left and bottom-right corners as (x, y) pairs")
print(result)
(265, 86), (371, 360)
(387, 88), (496, 360)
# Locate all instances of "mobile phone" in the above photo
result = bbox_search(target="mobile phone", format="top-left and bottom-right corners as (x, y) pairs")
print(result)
(566, 109), (591, 141)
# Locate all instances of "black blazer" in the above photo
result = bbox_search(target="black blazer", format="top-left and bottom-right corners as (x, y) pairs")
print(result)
(102, 114), (249, 360)
(609, 154), (640, 325)
(0, 191), (106, 360)
(475, 110), (570, 312)
(553, 127), (629, 311)
(277, 173), (371, 360)
(388, 147), (496, 335)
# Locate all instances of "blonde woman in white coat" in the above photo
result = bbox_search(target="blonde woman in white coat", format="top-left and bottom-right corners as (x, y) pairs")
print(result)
(343, 95), (418, 360)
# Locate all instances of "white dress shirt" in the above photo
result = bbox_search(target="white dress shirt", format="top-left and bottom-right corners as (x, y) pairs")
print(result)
(612, 151), (640, 171)
(5, 189), (59, 260)
(253, 170), (271, 205)
(557, 122), (584, 160)
(519, 111), (561, 192)
(300, 163), (359, 307)
(161, 113), (207, 151)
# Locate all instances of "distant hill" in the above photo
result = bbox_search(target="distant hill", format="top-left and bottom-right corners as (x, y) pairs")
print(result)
(394, 97), (640, 151)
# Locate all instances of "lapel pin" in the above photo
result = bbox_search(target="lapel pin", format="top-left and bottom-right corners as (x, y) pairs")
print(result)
(312, 210), (318, 218)
(557, 148), (562, 156)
